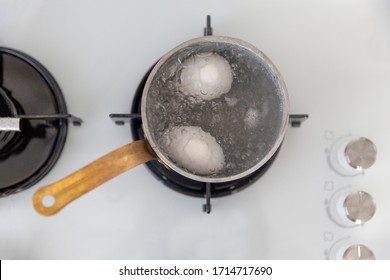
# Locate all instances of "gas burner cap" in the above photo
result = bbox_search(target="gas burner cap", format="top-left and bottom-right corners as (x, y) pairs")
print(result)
(0, 47), (69, 197)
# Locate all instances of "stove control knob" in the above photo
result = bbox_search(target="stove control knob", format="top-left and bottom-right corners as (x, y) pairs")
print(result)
(329, 241), (376, 260)
(327, 190), (375, 226)
(344, 137), (377, 170)
(344, 191), (376, 224)
(328, 136), (377, 176)
(342, 244), (376, 260)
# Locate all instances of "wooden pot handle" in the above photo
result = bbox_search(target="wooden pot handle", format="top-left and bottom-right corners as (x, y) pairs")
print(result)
(32, 140), (156, 216)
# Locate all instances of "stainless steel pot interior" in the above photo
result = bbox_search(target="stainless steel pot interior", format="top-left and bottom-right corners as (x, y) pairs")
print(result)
(141, 36), (289, 183)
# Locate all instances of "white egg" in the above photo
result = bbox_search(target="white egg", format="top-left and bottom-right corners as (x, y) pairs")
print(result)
(161, 126), (225, 175)
(179, 53), (233, 100)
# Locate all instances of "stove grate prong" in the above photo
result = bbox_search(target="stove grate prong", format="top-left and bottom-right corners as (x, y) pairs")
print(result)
(204, 15), (213, 36)
(202, 182), (212, 214)
(109, 113), (142, 126)
(0, 114), (82, 131)
(289, 114), (309, 127)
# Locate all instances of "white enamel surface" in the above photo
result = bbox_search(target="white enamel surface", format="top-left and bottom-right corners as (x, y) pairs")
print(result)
(1, 0), (390, 259)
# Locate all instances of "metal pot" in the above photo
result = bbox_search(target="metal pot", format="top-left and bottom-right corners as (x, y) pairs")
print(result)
(33, 36), (289, 216)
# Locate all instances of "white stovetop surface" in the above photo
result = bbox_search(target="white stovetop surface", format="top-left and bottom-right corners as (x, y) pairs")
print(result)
(1, 0), (390, 259)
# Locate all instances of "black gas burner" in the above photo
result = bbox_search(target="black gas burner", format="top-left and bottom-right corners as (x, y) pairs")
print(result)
(0, 47), (81, 197)
(109, 16), (308, 213)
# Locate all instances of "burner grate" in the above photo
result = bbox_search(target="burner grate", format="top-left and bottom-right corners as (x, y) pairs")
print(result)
(109, 16), (308, 212)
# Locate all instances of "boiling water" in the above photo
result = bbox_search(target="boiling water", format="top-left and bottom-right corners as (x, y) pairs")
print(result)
(145, 41), (286, 179)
